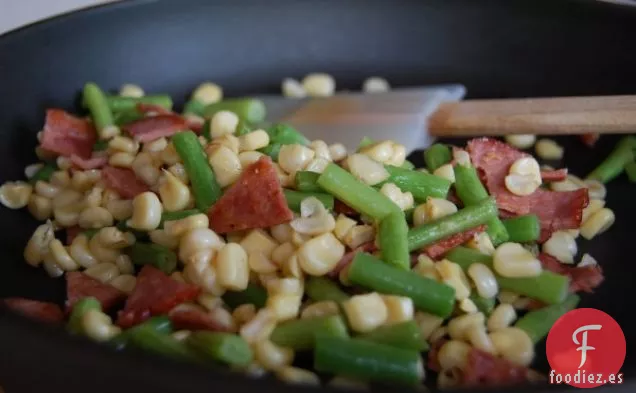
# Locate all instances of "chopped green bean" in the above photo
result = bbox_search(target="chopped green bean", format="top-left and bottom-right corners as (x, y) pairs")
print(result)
(28, 163), (57, 185)
(407, 197), (498, 251)
(183, 99), (207, 116)
(357, 137), (376, 151)
(349, 253), (455, 317)
(283, 189), (334, 212)
(424, 143), (451, 172)
(305, 277), (350, 303)
(204, 98), (266, 125)
(128, 242), (177, 274)
(516, 294), (580, 343)
(187, 332), (253, 366)
(625, 160), (636, 183)
(399, 160), (415, 170)
(110, 316), (173, 350)
(357, 321), (428, 351)
(172, 131), (222, 211)
(382, 165), (452, 201)
(259, 124), (310, 160)
(379, 210), (410, 270)
(502, 215), (541, 243)
(83, 82), (117, 138)
(113, 109), (144, 126)
(128, 326), (199, 362)
(68, 297), (101, 335)
(271, 315), (349, 350)
(317, 163), (400, 220)
(470, 294), (495, 315)
(404, 207), (415, 224)
(314, 335), (423, 386)
(105, 95), (173, 112)
(222, 284), (268, 309)
(82, 228), (100, 239)
(295, 171), (323, 192)
(586, 136), (636, 183)
(92, 140), (110, 151)
(160, 209), (201, 228)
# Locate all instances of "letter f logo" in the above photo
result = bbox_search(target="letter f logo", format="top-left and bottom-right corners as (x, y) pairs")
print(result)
(572, 324), (602, 369)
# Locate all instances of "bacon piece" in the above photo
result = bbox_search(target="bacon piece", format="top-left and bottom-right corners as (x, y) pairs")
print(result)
(580, 133), (600, 147)
(427, 338), (447, 372)
(528, 188), (588, 242)
(168, 307), (232, 332)
(117, 265), (200, 328)
(136, 103), (173, 116)
(40, 109), (97, 159)
(123, 114), (189, 143)
(422, 225), (486, 259)
(459, 348), (534, 387)
(207, 157), (294, 234)
(70, 154), (108, 170)
(66, 272), (126, 313)
(540, 168), (568, 182)
(66, 226), (82, 245)
(538, 253), (604, 293)
(4, 298), (64, 324)
(328, 241), (377, 277)
(334, 200), (358, 217)
(101, 165), (150, 199)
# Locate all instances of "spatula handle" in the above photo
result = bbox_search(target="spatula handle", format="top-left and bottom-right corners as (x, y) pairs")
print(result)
(429, 95), (636, 136)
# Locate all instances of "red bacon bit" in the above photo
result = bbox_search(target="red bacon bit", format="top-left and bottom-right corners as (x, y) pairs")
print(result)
(66, 226), (82, 245)
(538, 253), (604, 293)
(328, 241), (377, 277)
(40, 109), (96, 159)
(459, 348), (534, 387)
(334, 200), (358, 217)
(70, 154), (108, 170)
(3, 298), (64, 324)
(66, 272), (126, 313)
(207, 157), (294, 234)
(526, 299), (546, 310)
(136, 103), (173, 116)
(123, 114), (189, 143)
(581, 133), (600, 147)
(117, 265), (200, 328)
(427, 338), (447, 372)
(168, 307), (232, 332)
(423, 225), (486, 259)
(540, 168), (568, 182)
(102, 165), (149, 199)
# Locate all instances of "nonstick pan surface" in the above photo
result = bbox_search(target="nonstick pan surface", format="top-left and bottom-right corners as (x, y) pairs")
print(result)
(0, 0), (634, 392)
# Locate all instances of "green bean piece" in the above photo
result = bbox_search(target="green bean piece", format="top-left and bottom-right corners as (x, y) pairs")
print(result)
(271, 315), (349, 350)
(183, 99), (207, 116)
(357, 321), (428, 351)
(445, 246), (569, 304)
(222, 284), (268, 309)
(502, 215), (541, 243)
(82, 228), (100, 239)
(128, 242), (177, 274)
(423, 143), (451, 172)
(399, 160), (415, 170)
(625, 160), (636, 183)
(83, 82), (117, 138)
(204, 98), (266, 125)
(382, 165), (452, 201)
(349, 253), (455, 317)
(160, 209), (201, 228)
(470, 294), (495, 315)
(357, 137), (376, 151)
(295, 171), (323, 192)
(105, 95), (173, 112)
(128, 326), (199, 362)
(379, 210), (410, 270)
(259, 143), (282, 160)
(92, 140), (110, 151)
(116, 220), (147, 240)
(187, 332), (253, 367)
(259, 124), (310, 160)
(314, 335), (423, 386)
(113, 109), (144, 127)
(586, 136), (636, 183)
(235, 120), (252, 136)
(110, 316), (173, 350)
(404, 207), (415, 224)
(305, 277), (350, 303)
(201, 119), (212, 141)
(283, 189), (334, 212)
(515, 294), (580, 343)
(67, 297), (102, 335)
(317, 163), (401, 220)
(172, 131), (222, 211)
(453, 165), (509, 245)
(28, 163), (57, 185)
(407, 197), (498, 251)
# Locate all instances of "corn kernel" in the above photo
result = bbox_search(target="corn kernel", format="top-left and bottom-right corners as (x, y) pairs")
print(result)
(342, 292), (388, 333)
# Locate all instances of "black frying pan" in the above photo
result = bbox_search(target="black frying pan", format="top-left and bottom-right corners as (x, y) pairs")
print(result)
(0, 0), (634, 392)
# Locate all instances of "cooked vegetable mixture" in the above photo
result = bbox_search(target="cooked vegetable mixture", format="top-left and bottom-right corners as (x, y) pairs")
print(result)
(1, 79), (626, 390)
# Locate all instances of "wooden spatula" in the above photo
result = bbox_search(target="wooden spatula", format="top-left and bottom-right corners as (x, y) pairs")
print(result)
(256, 86), (636, 153)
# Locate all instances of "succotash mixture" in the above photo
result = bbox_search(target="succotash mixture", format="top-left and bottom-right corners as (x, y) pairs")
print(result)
(1, 75), (632, 390)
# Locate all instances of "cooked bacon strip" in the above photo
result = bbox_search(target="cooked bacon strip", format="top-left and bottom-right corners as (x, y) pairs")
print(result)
(328, 241), (377, 277)
(459, 348), (534, 387)
(580, 133), (600, 147)
(538, 253), (604, 293)
(423, 225), (486, 259)
(70, 154), (108, 170)
(3, 298), (64, 324)
(66, 272), (126, 313)
(40, 109), (96, 159)
(123, 114), (189, 143)
(168, 307), (232, 332)
(101, 166), (150, 199)
(540, 168), (568, 182)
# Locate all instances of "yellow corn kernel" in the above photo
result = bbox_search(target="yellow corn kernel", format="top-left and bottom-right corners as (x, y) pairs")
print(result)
(132, 153), (161, 186)
(101, 188), (120, 205)
(160, 143), (181, 166)
(504, 134), (536, 149)
(165, 163), (189, 185)
(425, 197), (458, 221)
(437, 340), (471, 371)
(297, 233), (345, 276)
(452, 148), (472, 167)
(303, 157), (330, 174)
(240, 229), (278, 258)
(55, 157), (72, 171)
(466, 324), (496, 354)
(108, 152), (135, 168)
(436, 259), (471, 301)
(338, 265), (352, 286)
(278, 144), (315, 175)
(448, 312), (485, 340)
(412, 203), (428, 227)
(498, 290), (520, 304)
(328, 376), (368, 391)
(487, 303), (517, 331)
(127, 191), (162, 230)
(207, 145), (242, 188)
(493, 242), (542, 278)
(208, 134), (240, 156)
(84, 187), (103, 208)
(346, 153), (390, 186)
(210, 306), (237, 332)
(109, 136), (139, 154)
(300, 301), (339, 320)
(149, 229), (179, 249)
(282, 254), (303, 279)
(178, 227), (225, 262)
(82, 309), (121, 342)
(113, 254), (133, 275)
(254, 339), (295, 371)
(582, 199), (605, 222)
(433, 163), (455, 183)
(238, 151), (265, 169)
(53, 205), (81, 227)
(158, 171), (191, 212)
(281, 78), (306, 98)
(68, 234), (98, 268)
(215, 243), (249, 291)
(267, 293), (302, 321)
(239, 129), (270, 152)
(505, 173), (541, 196)
(509, 157), (541, 184)
(104, 199), (133, 221)
(580, 208), (615, 240)
(50, 171), (71, 188)
(343, 225), (375, 249)
(584, 179), (606, 200)
(270, 223), (293, 243)
(88, 238), (121, 264)
(328, 143), (347, 162)
(579, 253), (598, 268)
(302, 73), (335, 97)
(309, 140), (332, 161)
(192, 82), (223, 105)
(248, 251), (278, 274)
(184, 257), (222, 296)
(276, 367), (320, 386)
(240, 309), (277, 344)
(52, 189), (84, 211)
(170, 271), (186, 283)
(489, 327), (534, 366)
(342, 292), (388, 333)
(467, 232), (495, 256)
(535, 138), (564, 160)
(381, 295), (414, 325)
(78, 206), (114, 229)
(414, 311), (444, 341)
(171, 330), (191, 342)
(143, 137), (168, 154)
(196, 293), (223, 311)
(233, 304), (257, 326)
(290, 197), (336, 236)
(28, 194), (52, 220)
(467, 263), (499, 299)
(164, 214), (209, 238)
(429, 326), (449, 344)
(47, 239), (79, 271)
(210, 110), (239, 138)
(258, 272), (278, 288)
(84, 262), (120, 283)
(109, 274), (136, 294)
(380, 183), (414, 211)
(266, 277), (303, 296)
(386, 143), (406, 167)
(35, 180), (61, 199)
(333, 214), (357, 241)
(96, 227), (135, 249)
(119, 83), (144, 97)
(360, 140), (393, 163)
(542, 230), (577, 264)
(271, 242), (295, 266)
(42, 254), (64, 277)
